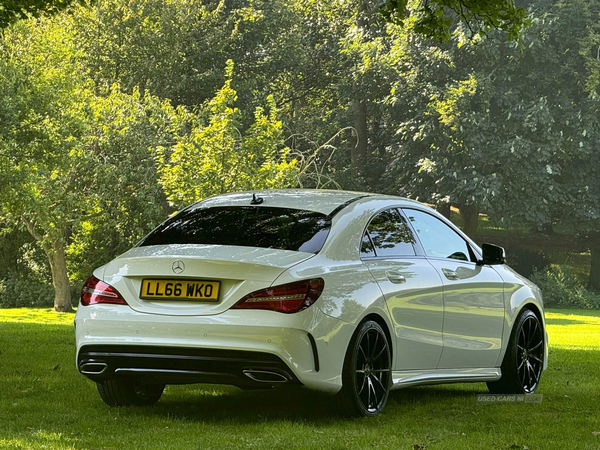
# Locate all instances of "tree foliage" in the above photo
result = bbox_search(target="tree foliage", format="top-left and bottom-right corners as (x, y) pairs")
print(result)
(0, 0), (81, 28)
(380, 0), (527, 42)
(158, 61), (298, 208)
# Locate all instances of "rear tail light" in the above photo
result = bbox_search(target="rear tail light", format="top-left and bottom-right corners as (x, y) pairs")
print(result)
(81, 275), (128, 306)
(232, 278), (324, 314)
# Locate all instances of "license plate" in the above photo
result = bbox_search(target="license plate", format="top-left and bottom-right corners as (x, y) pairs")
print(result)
(140, 279), (220, 302)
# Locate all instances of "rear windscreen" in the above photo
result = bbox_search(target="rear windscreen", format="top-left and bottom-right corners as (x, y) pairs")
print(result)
(138, 206), (331, 253)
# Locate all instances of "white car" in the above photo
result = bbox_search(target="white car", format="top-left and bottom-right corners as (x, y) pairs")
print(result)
(75, 189), (547, 416)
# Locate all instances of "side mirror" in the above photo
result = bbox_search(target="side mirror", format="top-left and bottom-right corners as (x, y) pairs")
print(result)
(480, 243), (506, 265)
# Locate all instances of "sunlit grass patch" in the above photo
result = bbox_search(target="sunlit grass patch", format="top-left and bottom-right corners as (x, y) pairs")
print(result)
(545, 309), (600, 350)
(0, 307), (75, 325)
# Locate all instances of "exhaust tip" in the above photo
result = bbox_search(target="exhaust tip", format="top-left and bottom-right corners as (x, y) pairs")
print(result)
(80, 362), (108, 375)
(243, 369), (290, 383)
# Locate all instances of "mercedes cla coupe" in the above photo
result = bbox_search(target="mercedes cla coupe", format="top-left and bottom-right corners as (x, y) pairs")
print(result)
(75, 189), (547, 416)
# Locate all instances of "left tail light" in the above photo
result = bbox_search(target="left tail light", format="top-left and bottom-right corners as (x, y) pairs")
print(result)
(232, 278), (324, 314)
(81, 275), (128, 306)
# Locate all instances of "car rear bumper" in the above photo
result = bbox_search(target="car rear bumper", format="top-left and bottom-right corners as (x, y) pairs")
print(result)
(74, 304), (354, 394)
(77, 344), (300, 388)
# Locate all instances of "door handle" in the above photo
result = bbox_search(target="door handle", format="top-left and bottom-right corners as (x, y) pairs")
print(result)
(386, 271), (407, 284)
(442, 268), (459, 280)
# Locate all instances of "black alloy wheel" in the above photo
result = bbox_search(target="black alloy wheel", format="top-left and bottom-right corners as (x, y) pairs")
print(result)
(488, 309), (544, 394)
(337, 320), (392, 416)
(516, 313), (544, 392)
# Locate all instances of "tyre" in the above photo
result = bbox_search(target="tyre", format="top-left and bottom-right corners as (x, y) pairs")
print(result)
(336, 320), (392, 417)
(487, 309), (544, 394)
(97, 379), (165, 407)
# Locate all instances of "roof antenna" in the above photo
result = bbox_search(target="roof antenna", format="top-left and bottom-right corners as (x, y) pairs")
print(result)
(250, 193), (264, 205)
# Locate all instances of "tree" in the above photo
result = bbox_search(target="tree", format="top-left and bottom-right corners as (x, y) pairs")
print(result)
(158, 61), (299, 209)
(0, 17), (92, 312)
(72, 0), (319, 116)
(72, 0), (235, 107)
(385, 0), (600, 284)
(342, 0), (397, 183)
(66, 86), (176, 284)
(381, 6), (553, 235)
(0, 17), (177, 311)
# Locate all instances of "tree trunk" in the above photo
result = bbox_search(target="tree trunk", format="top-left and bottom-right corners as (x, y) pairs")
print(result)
(45, 243), (73, 312)
(436, 203), (451, 219)
(460, 204), (479, 237)
(351, 99), (368, 169)
(589, 239), (600, 292)
(351, 1), (368, 171)
(22, 219), (72, 312)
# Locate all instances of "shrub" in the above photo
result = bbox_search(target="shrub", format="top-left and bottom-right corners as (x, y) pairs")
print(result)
(530, 266), (600, 309)
(0, 276), (55, 308)
(506, 249), (550, 278)
(0, 274), (82, 308)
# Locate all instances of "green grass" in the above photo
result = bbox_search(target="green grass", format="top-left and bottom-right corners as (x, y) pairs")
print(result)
(1, 308), (600, 450)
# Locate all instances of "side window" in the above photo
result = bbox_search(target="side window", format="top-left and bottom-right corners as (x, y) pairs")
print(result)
(403, 209), (474, 262)
(363, 208), (416, 257)
(360, 232), (375, 257)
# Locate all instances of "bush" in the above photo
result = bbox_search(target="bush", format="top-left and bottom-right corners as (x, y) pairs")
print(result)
(0, 276), (55, 308)
(0, 274), (82, 308)
(530, 266), (600, 309)
(506, 249), (550, 278)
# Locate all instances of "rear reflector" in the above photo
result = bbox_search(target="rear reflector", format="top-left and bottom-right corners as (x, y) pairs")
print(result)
(81, 275), (127, 306)
(232, 278), (324, 314)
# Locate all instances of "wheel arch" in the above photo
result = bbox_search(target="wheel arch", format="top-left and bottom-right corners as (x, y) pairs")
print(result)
(356, 312), (394, 362)
(509, 295), (546, 335)
(521, 302), (544, 324)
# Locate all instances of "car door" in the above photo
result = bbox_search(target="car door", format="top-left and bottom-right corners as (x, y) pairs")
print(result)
(402, 208), (505, 369)
(361, 207), (445, 371)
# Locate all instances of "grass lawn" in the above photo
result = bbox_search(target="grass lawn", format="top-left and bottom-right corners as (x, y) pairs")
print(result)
(1, 308), (599, 450)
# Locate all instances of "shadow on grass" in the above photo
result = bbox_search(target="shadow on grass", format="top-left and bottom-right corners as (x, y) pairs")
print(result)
(545, 318), (588, 326)
(390, 385), (480, 403)
(122, 383), (484, 425)
(546, 308), (600, 318)
(105, 343), (600, 425)
(135, 386), (342, 424)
